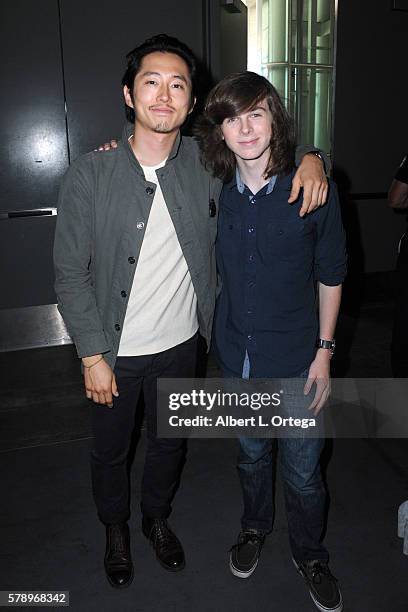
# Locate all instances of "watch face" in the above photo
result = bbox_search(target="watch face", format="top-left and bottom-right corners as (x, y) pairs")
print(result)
(317, 339), (335, 353)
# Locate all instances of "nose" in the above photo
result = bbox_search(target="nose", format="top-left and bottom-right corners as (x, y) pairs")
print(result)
(157, 83), (171, 102)
(239, 117), (252, 135)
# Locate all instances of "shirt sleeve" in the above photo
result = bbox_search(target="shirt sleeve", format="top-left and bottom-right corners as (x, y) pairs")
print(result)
(313, 180), (347, 286)
(395, 154), (408, 184)
(53, 158), (111, 358)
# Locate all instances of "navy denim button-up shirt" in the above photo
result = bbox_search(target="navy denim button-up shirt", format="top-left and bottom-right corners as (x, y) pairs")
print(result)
(214, 167), (347, 378)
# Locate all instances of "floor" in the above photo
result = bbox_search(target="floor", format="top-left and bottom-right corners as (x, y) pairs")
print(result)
(1, 286), (407, 612)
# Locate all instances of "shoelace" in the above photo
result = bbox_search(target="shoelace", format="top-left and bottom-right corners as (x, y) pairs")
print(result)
(309, 562), (336, 585)
(151, 520), (176, 548)
(231, 531), (263, 551)
(109, 524), (128, 555)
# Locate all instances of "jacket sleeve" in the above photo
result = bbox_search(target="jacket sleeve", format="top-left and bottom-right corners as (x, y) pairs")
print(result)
(295, 144), (331, 175)
(53, 159), (111, 358)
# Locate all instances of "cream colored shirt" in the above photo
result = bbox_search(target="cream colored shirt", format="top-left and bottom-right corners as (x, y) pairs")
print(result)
(118, 159), (198, 356)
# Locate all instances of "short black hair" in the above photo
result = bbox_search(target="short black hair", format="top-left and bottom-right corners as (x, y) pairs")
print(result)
(122, 33), (197, 123)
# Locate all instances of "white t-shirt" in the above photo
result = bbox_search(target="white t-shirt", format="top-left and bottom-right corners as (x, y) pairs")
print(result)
(118, 159), (198, 356)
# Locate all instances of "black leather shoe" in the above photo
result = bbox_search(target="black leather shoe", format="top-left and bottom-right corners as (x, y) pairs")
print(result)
(104, 522), (133, 588)
(142, 517), (185, 572)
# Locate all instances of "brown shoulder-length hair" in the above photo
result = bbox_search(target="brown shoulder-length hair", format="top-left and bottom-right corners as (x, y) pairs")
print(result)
(194, 71), (296, 183)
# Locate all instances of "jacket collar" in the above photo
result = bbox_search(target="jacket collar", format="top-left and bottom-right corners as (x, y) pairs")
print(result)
(122, 122), (182, 174)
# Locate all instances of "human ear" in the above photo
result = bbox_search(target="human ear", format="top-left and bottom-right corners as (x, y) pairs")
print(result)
(188, 96), (197, 114)
(123, 85), (134, 109)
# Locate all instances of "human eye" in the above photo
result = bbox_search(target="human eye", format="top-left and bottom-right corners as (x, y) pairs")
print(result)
(145, 79), (157, 86)
(172, 82), (185, 90)
(225, 117), (237, 124)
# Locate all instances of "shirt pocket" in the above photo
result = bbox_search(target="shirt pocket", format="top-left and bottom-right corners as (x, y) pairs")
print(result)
(217, 208), (243, 259)
(265, 216), (314, 262)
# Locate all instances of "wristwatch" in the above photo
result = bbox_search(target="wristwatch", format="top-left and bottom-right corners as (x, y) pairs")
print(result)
(316, 338), (336, 355)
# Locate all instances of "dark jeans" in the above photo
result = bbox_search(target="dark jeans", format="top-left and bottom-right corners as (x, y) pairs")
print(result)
(237, 367), (328, 563)
(90, 333), (198, 525)
(391, 233), (408, 377)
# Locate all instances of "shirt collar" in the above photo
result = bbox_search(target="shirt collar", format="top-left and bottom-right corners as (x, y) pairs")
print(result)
(235, 166), (277, 195)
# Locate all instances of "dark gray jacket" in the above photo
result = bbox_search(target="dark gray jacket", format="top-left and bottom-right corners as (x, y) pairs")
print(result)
(54, 123), (222, 369)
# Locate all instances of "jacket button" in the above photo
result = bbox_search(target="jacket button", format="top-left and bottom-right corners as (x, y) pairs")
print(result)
(128, 256), (135, 264)
(114, 324), (121, 331)
(146, 186), (154, 195)
(121, 290), (127, 298)
(136, 221), (145, 230)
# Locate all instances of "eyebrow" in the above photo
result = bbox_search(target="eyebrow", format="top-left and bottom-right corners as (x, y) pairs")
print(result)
(140, 71), (189, 84)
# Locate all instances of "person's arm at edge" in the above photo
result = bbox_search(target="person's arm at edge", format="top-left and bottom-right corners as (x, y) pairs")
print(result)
(388, 179), (408, 209)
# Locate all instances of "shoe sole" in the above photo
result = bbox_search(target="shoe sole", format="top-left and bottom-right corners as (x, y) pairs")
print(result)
(292, 558), (343, 612)
(229, 556), (258, 579)
(105, 565), (134, 589)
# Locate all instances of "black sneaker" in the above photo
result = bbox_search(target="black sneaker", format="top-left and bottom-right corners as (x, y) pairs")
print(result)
(229, 529), (265, 578)
(293, 558), (343, 612)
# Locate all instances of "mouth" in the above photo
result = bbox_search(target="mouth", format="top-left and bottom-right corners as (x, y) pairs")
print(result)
(238, 138), (259, 146)
(150, 106), (174, 115)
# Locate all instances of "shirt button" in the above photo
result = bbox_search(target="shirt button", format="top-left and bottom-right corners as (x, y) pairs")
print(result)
(251, 198), (256, 204)
(247, 309), (252, 314)
(278, 229), (284, 235)
(146, 186), (154, 195)
(249, 254), (254, 262)
(121, 290), (127, 298)
(128, 256), (135, 264)
(136, 221), (145, 230)
(114, 324), (121, 331)
(248, 227), (255, 233)
(247, 334), (252, 340)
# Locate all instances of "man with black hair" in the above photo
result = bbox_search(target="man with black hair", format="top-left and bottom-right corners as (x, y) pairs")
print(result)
(54, 34), (328, 588)
(196, 71), (346, 612)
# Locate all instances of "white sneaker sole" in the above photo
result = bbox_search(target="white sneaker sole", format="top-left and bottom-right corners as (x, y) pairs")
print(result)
(229, 556), (259, 579)
(292, 558), (343, 612)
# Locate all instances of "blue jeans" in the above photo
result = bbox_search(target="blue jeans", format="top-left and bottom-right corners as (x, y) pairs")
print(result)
(235, 354), (328, 563)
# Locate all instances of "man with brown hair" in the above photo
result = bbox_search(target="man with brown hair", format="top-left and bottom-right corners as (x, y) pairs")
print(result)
(196, 71), (346, 612)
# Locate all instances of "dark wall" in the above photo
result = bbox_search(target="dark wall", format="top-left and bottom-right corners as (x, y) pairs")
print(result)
(206, 0), (248, 83)
(333, 1), (408, 273)
(0, 0), (68, 309)
(60, 0), (205, 161)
